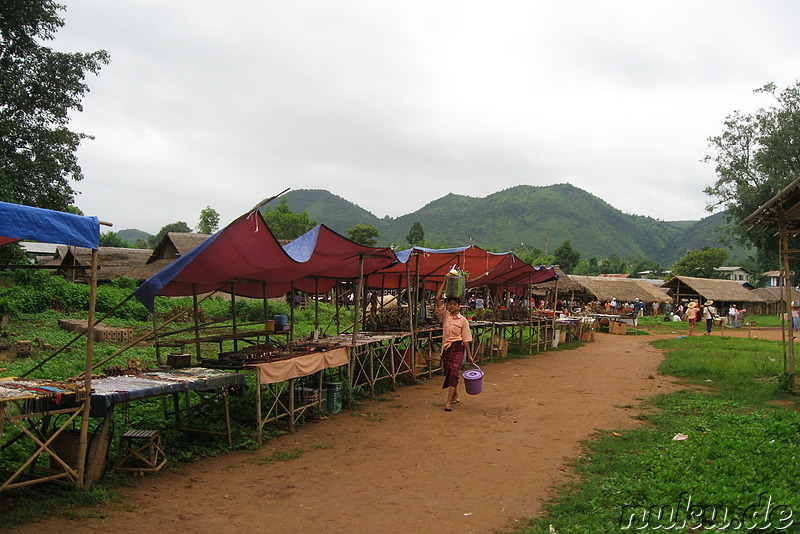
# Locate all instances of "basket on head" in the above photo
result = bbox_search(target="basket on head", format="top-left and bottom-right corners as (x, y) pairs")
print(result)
(445, 273), (466, 299)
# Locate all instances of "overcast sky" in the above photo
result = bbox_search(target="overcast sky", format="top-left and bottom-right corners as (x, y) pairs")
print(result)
(52, 1), (800, 235)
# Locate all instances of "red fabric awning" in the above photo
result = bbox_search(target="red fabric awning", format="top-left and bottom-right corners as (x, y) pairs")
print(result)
(134, 212), (397, 309)
(365, 245), (557, 290)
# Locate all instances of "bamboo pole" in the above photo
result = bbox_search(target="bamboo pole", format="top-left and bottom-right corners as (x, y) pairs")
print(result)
(268, 282), (269, 326)
(315, 278), (320, 339)
(152, 311), (162, 366)
(231, 282), (238, 352)
(782, 227), (796, 389)
(80, 291), (220, 376)
(290, 282), (295, 343)
(75, 248), (98, 488)
(550, 277), (560, 349)
(348, 256), (365, 399)
(21, 292), (135, 378)
(193, 284), (201, 361)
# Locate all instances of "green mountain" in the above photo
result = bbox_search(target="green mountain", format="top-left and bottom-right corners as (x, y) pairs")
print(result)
(117, 228), (152, 246)
(278, 185), (749, 267)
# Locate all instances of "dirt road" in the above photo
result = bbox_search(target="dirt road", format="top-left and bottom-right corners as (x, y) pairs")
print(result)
(12, 330), (693, 534)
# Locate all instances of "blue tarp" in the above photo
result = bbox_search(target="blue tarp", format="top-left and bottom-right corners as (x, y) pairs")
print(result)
(0, 201), (100, 249)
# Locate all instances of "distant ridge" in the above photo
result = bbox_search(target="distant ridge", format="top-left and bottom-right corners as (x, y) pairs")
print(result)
(278, 184), (748, 266)
(117, 228), (151, 245)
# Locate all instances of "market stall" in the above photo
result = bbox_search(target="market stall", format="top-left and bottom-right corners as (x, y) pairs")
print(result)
(0, 201), (101, 490)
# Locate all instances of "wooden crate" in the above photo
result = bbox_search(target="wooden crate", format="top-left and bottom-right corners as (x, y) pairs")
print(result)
(608, 321), (627, 335)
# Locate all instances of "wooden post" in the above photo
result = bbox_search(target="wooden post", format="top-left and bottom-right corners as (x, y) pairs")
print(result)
(268, 282), (269, 327)
(152, 312), (162, 366)
(192, 284), (201, 361)
(255, 376), (263, 445)
(231, 282), (238, 352)
(289, 378), (295, 433)
(349, 256), (365, 399)
(550, 277), (560, 349)
(290, 282), (295, 343)
(314, 278), (320, 339)
(335, 283), (341, 335)
(782, 227), (796, 390)
(76, 248), (98, 488)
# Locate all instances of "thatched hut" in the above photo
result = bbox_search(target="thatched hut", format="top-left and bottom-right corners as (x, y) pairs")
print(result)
(750, 286), (800, 315)
(568, 275), (672, 304)
(529, 266), (582, 303)
(659, 276), (764, 312)
(52, 246), (152, 283)
(128, 232), (211, 281)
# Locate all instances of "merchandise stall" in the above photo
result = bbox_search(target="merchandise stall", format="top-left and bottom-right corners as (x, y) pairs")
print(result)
(0, 202), (101, 490)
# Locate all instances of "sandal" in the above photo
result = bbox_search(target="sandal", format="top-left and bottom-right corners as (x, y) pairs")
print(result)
(444, 406), (452, 411)
(452, 399), (460, 404)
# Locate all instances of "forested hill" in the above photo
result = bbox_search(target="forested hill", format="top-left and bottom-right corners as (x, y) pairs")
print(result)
(279, 184), (748, 267)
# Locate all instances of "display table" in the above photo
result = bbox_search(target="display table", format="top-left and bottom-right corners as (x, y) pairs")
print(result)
(0, 378), (88, 491)
(87, 367), (244, 462)
(244, 346), (349, 442)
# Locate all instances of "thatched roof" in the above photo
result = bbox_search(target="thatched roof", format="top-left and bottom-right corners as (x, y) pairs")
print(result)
(53, 246), (152, 282)
(530, 266), (582, 294)
(152, 232), (211, 261)
(124, 232), (211, 281)
(751, 286), (800, 304)
(741, 175), (800, 231)
(660, 276), (765, 303)
(568, 275), (672, 303)
(127, 258), (173, 282)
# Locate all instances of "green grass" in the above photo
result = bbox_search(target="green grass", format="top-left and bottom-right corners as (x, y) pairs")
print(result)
(517, 325), (800, 534)
(653, 336), (787, 402)
(256, 447), (305, 464)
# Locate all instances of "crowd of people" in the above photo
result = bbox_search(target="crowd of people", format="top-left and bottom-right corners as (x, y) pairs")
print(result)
(579, 297), (749, 336)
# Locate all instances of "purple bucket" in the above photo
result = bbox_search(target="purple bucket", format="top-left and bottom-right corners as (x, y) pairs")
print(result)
(463, 365), (483, 395)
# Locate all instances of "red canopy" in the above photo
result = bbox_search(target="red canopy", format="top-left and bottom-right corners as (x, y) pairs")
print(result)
(134, 212), (397, 309)
(365, 245), (557, 290)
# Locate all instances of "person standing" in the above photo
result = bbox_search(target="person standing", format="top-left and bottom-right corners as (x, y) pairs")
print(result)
(686, 302), (700, 335)
(474, 295), (485, 319)
(702, 300), (717, 335)
(652, 300), (659, 318)
(728, 304), (739, 328)
(435, 283), (474, 412)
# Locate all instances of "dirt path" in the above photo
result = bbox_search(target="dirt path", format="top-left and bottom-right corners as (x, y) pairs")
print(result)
(13, 331), (692, 534)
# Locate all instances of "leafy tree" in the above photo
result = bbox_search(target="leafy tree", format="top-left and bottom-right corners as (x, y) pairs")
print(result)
(705, 82), (800, 271)
(347, 224), (379, 247)
(670, 247), (729, 279)
(553, 240), (581, 274)
(147, 221), (191, 248)
(513, 245), (547, 266)
(573, 257), (601, 275)
(406, 222), (425, 246)
(197, 205), (220, 234)
(133, 238), (149, 249)
(99, 231), (129, 248)
(261, 197), (317, 240)
(0, 2), (110, 210)
(598, 253), (628, 274)
(629, 258), (663, 278)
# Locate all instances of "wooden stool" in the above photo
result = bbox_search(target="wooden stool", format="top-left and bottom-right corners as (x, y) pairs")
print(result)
(115, 429), (167, 472)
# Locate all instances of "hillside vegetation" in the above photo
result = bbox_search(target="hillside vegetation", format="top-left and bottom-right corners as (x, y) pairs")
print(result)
(278, 184), (751, 266)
